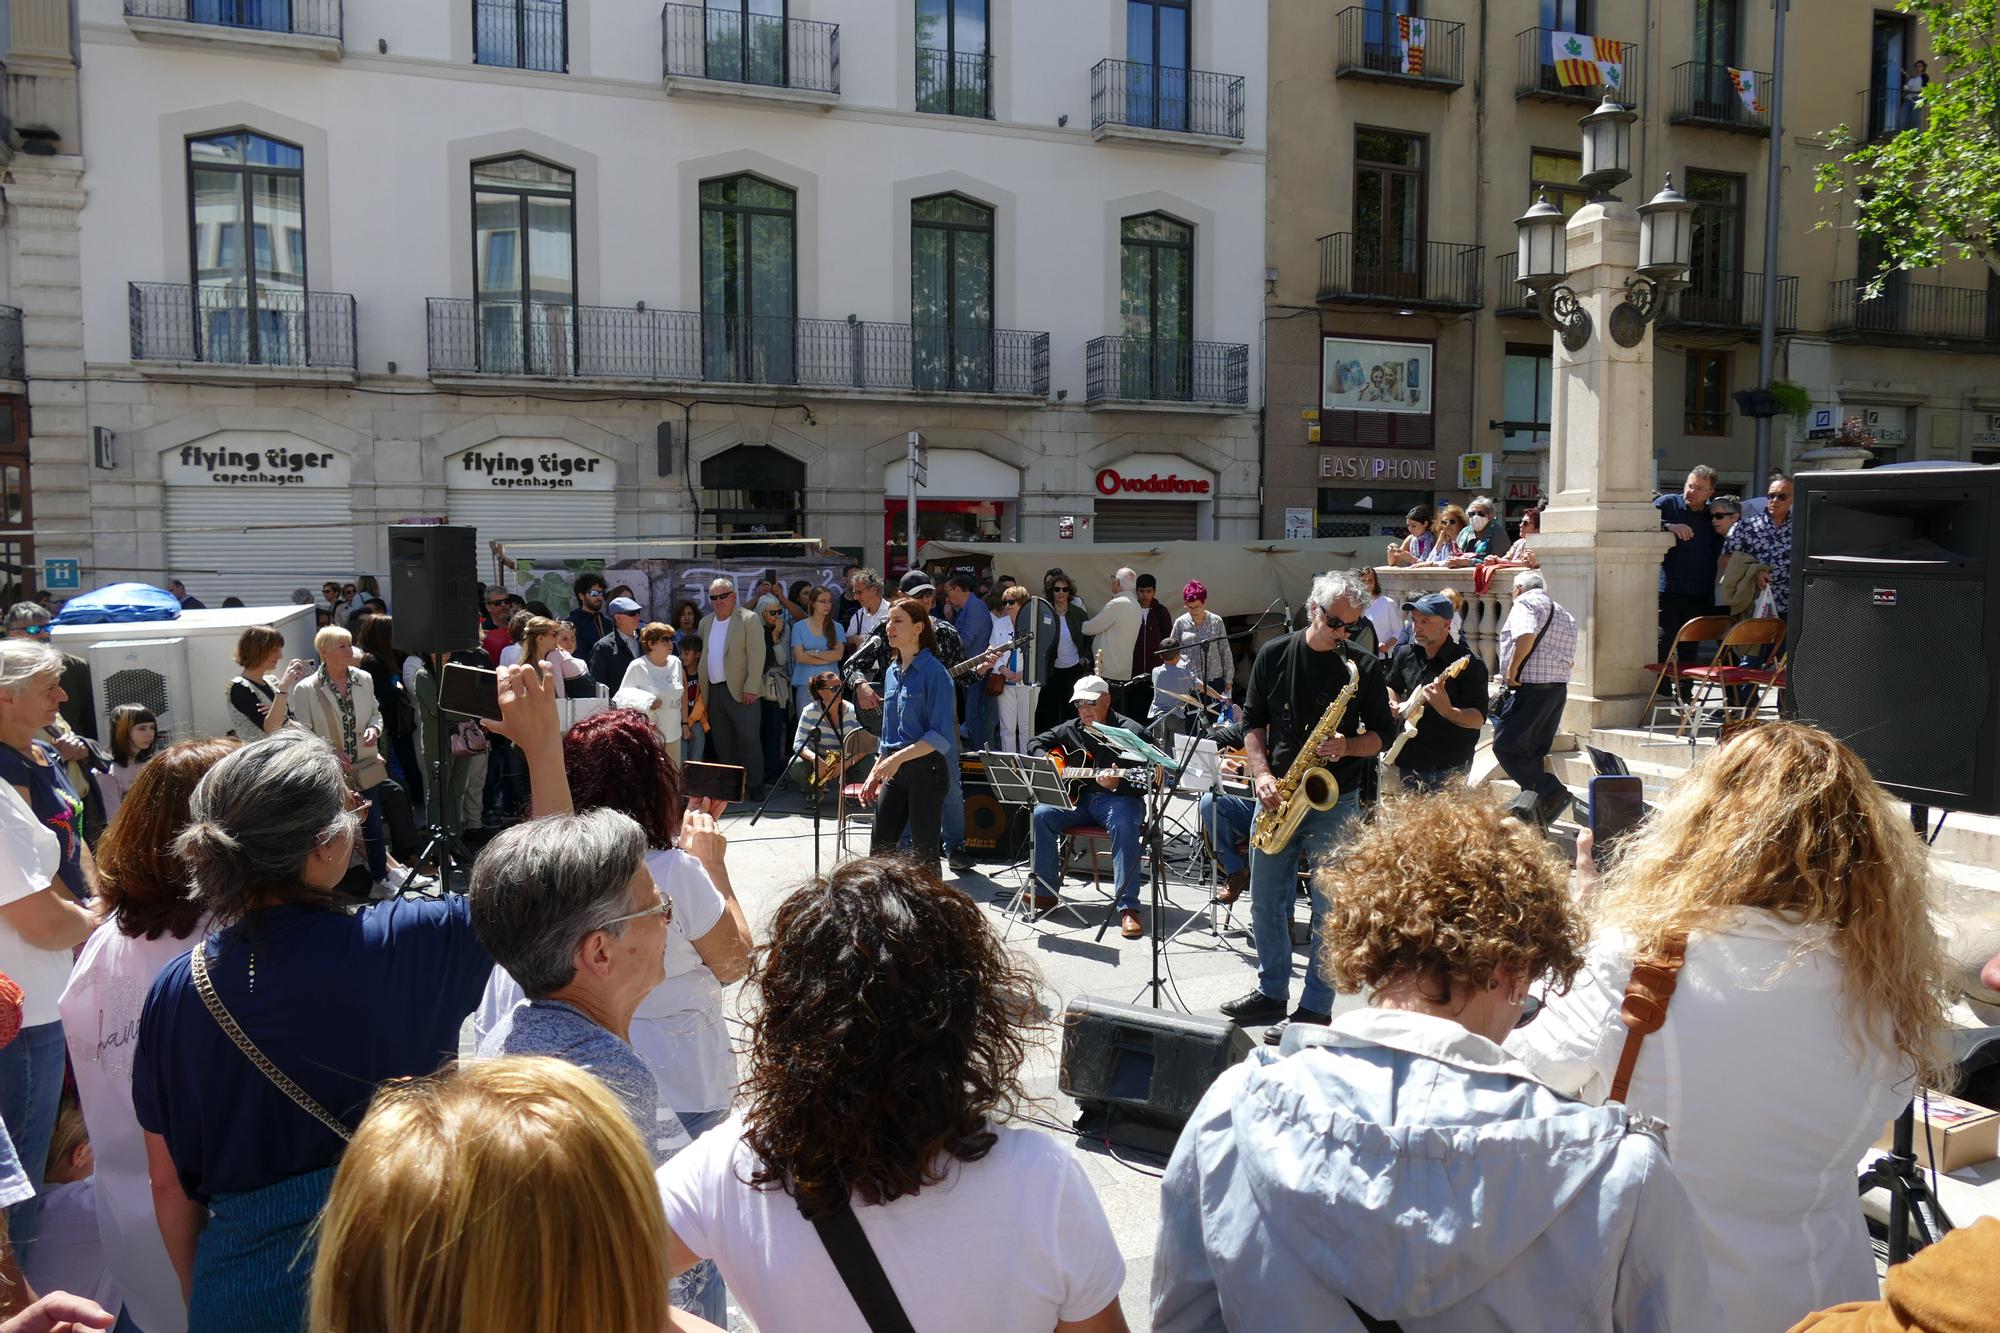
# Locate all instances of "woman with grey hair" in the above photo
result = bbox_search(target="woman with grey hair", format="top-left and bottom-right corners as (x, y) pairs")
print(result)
(130, 665), (569, 1333)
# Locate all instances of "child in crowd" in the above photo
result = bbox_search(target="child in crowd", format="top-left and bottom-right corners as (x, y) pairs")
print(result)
(96, 705), (157, 827)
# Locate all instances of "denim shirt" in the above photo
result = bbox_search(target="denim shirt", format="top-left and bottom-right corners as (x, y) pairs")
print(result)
(880, 648), (955, 757)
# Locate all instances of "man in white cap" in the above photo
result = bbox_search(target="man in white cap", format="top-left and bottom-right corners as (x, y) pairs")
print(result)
(1025, 674), (1149, 939)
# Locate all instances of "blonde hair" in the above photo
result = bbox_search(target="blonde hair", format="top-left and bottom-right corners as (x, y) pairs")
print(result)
(309, 1057), (671, 1333)
(1593, 722), (1952, 1088)
(520, 616), (562, 662)
(312, 624), (351, 661)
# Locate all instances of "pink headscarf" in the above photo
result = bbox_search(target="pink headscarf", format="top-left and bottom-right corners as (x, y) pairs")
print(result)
(1182, 580), (1208, 603)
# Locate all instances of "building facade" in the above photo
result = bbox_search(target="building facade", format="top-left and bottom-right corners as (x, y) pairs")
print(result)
(11, 0), (1266, 603)
(1265, 0), (2000, 542)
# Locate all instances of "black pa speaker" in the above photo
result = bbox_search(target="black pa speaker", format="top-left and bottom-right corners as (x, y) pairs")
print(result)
(1789, 465), (1999, 814)
(1059, 995), (1253, 1133)
(959, 757), (1030, 862)
(389, 525), (479, 654)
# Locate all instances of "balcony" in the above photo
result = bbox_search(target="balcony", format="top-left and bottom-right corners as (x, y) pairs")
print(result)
(123, 0), (342, 60)
(916, 46), (992, 119)
(129, 282), (358, 380)
(1090, 58), (1244, 150)
(661, 3), (838, 108)
(1658, 272), (1798, 337)
(426, 299), (1050, 398)
(1083, 336), (1248, 408)
(1333, 7), (1464, 91)
(0, 307), (22, 384)
(1317, 234), (1483, 311)
(1827, 279), (1999, 347)
(1516, 27), (1638, 106)
(1494, 253), (1539, 318)
(1669, 62), (1770, 135)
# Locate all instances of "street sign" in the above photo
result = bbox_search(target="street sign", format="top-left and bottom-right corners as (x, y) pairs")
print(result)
(1458, 453), (1494, 489)
(907, 430), (928, 488)
(41, 559), (80, 592)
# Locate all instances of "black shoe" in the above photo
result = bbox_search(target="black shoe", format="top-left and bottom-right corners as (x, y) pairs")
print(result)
(1263, 1007), (1331, 1046)
(1219, 990), (1287, 1024)
(1534, 788), (1574, 827)
(947, 847), (978, 873)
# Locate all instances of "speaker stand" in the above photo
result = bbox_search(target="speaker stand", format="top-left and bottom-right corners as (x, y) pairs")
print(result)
(400, 681), (476, 894)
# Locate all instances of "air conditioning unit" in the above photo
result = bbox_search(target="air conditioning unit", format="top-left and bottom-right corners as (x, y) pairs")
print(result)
(88, 638), (195, 745)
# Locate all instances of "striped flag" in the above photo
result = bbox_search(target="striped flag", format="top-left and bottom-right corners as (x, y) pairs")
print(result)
(1727, 66), (1765, 116)
(1549, 30), (1625, 88)
(1397, 15), (1427, 76)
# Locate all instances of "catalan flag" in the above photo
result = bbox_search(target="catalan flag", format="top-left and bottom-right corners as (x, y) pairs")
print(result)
(1728, 66), (1765, 116)
(1397, 15), (1427, 77)
(1549, 30), (1626, 88)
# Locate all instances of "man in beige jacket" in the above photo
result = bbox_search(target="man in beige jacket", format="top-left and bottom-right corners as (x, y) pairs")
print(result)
(697, 577), (768, 798)
(1081, 567), (1142, 716)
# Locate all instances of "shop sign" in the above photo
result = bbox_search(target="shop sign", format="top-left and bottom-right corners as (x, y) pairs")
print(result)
(1972, 413), (2000, 447)
(1321, 337), (1433, 416)
(449, 440), (618, 492)
(1459, 453), (1495, 489)
(1858, 406), (1907, 445)
(1505, 479), (1543, 504)
(1283, 508), (1314, 539)
(164, 438), (351, 487)
(1094, 467), (1212, 496)
(1319, 451), (1438, 483)
(1806, 405), (1840, 441)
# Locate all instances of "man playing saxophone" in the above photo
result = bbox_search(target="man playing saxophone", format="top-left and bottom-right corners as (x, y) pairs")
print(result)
(1219, 569), (1398, 1045)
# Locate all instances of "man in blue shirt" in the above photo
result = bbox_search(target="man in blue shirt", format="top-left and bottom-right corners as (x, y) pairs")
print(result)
(1655, 464), (1722, 701)
(944, 573), (994, 753)
(1027, 675), (1149, 939)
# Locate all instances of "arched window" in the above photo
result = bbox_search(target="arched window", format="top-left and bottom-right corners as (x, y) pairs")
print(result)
(701, 445), (806, 555)
(472, 155), (576, 375)
(699, 175), (796, 384)
(188, 130), (306, 365)
(911, 193), (994, 391)
(1118, 212), (1193, 399)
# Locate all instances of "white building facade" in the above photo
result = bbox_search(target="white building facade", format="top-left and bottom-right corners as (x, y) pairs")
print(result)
(26, 0), (1267, 600)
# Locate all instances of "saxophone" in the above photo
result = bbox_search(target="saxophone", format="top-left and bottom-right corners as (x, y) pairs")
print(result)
(1249, 658), (1360, 855)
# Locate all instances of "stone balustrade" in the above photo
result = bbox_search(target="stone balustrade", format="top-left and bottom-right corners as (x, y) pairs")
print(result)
(1373, 565), (1515, 676)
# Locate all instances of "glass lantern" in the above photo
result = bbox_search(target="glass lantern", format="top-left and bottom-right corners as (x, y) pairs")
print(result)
(1577, 94), (1636, 195)
(1636, 174), (1696, 281)
(1513, 195), (1569, 288)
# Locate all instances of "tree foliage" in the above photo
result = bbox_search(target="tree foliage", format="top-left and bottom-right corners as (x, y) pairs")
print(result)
(1812, 0), (2000, 289)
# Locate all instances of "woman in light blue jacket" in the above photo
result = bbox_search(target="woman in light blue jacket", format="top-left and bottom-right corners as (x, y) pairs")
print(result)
(1152, 789), (1720, 1333)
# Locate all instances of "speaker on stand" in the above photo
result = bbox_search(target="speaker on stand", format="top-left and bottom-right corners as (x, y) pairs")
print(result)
(389, 525), (479, 655)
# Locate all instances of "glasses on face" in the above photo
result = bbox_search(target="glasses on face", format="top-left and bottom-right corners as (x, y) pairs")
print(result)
(485, 598), (507, 608)
(584, 589), (604, 599)
(1771, 491), (1793, 503)
(1051, 585), (1072, 595)
(602, 898), (673, 930)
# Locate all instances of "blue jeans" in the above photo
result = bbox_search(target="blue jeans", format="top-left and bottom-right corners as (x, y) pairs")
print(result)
(962, 681), (991, 752)
(942, 735), (965, 852)
(0, 1019), (65, 1262)
(1031, 787), (1145, 913)
(1249, 792), (1361, 1014)
(1200, 791), (1255, 877)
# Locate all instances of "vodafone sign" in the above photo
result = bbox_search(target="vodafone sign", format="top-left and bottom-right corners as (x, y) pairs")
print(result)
(1094, 467), (1212, 497)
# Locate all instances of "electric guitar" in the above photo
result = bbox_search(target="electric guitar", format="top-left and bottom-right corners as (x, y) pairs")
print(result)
(1380, 655), (1473, 766)
(854, 633), (1031, 736)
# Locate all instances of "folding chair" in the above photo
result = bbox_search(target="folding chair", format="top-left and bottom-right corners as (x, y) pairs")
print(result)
(1641, 614), (1734, 737)
(831, 729), (880, 860)
(1680, 618), (1787, 731)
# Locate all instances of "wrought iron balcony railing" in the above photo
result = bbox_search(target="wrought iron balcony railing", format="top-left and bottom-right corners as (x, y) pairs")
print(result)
(130, 282), (358, 370)
(124, 0), (342, 41)
(1090, 58), (1244, 141)
(475, 0), (565, 72)
(427, 299), (1049, 395)
(0, 307), (22, 382)
(1669, 61), (1770, 133)
(1333, 7), (1464, 90)
(916, 46), (992, 118)
(1318, 234), (1484, 310)
(662, 3), (839, 96)
(1083, 336), (1248, 406)
(1516, 26), (1637, 106)
(1828, 279), (1997, 344)
(1660, 272), (1797, 335)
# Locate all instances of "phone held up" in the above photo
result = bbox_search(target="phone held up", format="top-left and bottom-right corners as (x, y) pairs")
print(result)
(1586, 774), (1647, 860)
(685, 762), (747, 805)
(439, 662), (502, 722)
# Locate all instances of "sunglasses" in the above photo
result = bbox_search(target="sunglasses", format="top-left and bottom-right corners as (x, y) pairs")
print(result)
(1051, 585), (1072, 594)
(602, 898), (673, 929)
(713, 591), (736, 600)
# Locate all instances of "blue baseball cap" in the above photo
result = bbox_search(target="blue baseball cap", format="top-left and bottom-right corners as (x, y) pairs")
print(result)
(1401, 592), (1456, 619)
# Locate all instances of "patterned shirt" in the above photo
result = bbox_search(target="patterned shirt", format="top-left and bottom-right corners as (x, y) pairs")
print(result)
(332, 680), (359, 758)
(1722, 511), (1793, 617)
(1498, 590), (1578, 685)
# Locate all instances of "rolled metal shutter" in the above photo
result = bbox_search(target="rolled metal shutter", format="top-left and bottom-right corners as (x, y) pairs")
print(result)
(1092, 500), (1199, 544)
(447, 491), (618, 562)
(163, 488), (356, 608)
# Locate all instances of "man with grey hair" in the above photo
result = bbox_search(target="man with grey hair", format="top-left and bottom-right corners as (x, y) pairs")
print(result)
(698, 577), (767, 799)
(1081, 566), (1142, 714)
(1493, 570), (1579, 826)
(1221, 569), (1397, 1045)
(470, 807), (680, 1164)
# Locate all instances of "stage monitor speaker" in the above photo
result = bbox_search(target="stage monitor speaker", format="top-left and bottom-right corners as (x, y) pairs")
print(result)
(1058, 995), (1253, 1132)
(389, 525), (479, 654)
(959, 758), (1030, 863)
(1789, 465), (1999, 814)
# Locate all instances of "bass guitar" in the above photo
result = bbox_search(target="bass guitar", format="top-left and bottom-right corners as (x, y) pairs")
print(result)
(1379, 654), (1473, 766)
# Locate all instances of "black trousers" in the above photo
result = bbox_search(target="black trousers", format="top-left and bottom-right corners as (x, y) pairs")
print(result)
(871, 752), (948, 866)
(1492, 683), (1569, 804)
(1037, 663), (1089, 732)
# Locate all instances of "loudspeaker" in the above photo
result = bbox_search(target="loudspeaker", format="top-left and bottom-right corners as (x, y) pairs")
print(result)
(389, 525), (479, 654)
(1058, 995), (1254, 1132)
(1789, 465), (2000, 814)
(959, 756), (1030, 862)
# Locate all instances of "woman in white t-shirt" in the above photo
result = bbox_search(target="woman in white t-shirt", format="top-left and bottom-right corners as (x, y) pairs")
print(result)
(57, 737), (236, 1333)
(658, 855), (1130, 1333)
(617, 623), (687, 760)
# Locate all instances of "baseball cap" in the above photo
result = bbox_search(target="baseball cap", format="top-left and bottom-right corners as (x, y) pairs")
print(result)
(1070, 674), (1111, 704)
(1401, 592), (1455, 619)
(608, 596), (643, 615)
(898, 569), (932, 595)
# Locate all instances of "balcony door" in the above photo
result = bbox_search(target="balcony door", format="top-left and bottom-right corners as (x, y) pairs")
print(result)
(1361, 0), (1418, 74)
(472, 155), (576, 376)
(1119, 213), (1193, 400)
(192, 0), (290, 31)
(704, 0), (787, 86)
(475, 0), (567, 72)
(1868, 12), (1911, 139)
(188, 131), (306, 366)
(1690, 0), (1739, 115)
(1540, 0), (1587, 27)
(1683, 169), (1743, 322)
(1854, 232), (1908, 332)
(701, 175), (797, 384)
(912, 194), (994, 392)
(916, 0), (989, 116)
(1125, 0), (1190, 131)
(1353, 128), (1425, 300)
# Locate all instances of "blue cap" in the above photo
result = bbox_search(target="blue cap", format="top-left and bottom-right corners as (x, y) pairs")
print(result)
(1401, 592), (1456, 619)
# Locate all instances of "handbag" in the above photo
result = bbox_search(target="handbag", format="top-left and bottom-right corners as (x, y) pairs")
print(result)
(311, 683), (390, 790)
(0, 969), (23, 1050)
(449, 720), (488, 759)
(983, 669), (1007, 698)
(761, 666), (793, 710)
(190, 938), (352, 1142)
(1609, 935), (1689, 1103)
(802, 1196), (916, 1333)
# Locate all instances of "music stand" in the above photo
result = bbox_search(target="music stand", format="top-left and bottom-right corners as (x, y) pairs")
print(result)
(1086, 723), (1191, 1008)
(982, 752), (1093, 933)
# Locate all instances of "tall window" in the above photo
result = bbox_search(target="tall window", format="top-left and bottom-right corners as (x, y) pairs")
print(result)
(1867, 11), (1911, 139)
(1690, 0), (1739, 112)
(472, 156), (576, 375)
(703, 0), (787, 86)
(1360, 0), (1418, 69)
(1354, 128), (1425, 298)
(1119, 213), (1193, 399)
(189, 131), (306, 366)
(916, 0), (990, 117)
(475, 0), (567, 71)
(912, 194), (994, 392)
(1684, 351), (1728, 435)
(1530, 149), (1587, 216)
(1685, 169), (1743, 312)
(702, 445), (805, 555)
(700, 175), (797, 384)
(192, 0), (289, 32)
(1125, 0), (1190, 131)
(1502, 346), (1553, 450)
(1540, 0), (1586, 28)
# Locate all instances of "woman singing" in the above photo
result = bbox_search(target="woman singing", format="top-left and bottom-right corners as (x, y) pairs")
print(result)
(861, 599), (955, 866)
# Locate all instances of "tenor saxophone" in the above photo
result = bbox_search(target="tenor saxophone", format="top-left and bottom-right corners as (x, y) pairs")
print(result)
(1249, 658), (1360, 855)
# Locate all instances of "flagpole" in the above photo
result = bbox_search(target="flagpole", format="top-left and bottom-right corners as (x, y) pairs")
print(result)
(1752, 0), (1788, 489)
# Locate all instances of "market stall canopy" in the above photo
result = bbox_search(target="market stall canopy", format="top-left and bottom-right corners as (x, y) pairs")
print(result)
(915, 538), (1367, 620)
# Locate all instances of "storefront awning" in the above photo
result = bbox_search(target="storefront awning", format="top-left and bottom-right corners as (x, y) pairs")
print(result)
(915, 538), (1366, 621)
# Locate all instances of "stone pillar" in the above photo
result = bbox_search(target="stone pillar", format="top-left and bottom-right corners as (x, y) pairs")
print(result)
(1531, 201), (1671, 732)
(6, 158), (91, 582)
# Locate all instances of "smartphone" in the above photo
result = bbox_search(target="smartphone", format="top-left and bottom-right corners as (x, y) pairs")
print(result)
(685, 761), (747, 804)
(439, 662), (502, 722)
(1587, 774), (1647, 854)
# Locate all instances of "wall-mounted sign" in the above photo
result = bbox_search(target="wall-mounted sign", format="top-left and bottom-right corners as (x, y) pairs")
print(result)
(41, 559), (80, 591)
(1458, 453), (1495, 489)
(1321, 337), (1433, 416)
(1058, 516), (1076, 540)
(1319, 451), (1439, 483)
(1858, 405), (1907, 445)
(1972, 413), (2000, 447)
(1095, 467), (1212, 496)
(1284, 508), (1314, 539)
(1505, 479), (1543, 503)
(1806, 405), (1840, 441)
(448, 440), (618, 491)
(163, 434), (352, 487)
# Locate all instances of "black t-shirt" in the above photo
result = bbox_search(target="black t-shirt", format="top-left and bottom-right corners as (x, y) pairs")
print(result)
(1384, 637), (1490, 772)
(227, 676), (276, 739)
(1241, 633), (1397, 794)
(1028, 710), (1145, 798)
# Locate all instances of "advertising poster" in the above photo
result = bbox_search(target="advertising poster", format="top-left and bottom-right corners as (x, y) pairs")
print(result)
(1322, 337), (1433, 415)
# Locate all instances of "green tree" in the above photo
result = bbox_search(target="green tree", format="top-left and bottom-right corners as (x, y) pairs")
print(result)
(1812, 0), (2000, 290)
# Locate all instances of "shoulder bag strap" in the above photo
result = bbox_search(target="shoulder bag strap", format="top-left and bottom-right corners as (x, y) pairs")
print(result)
(190, 939), (353, 1142)
(1609, 935), (1689, 1104)
(804, 1198), (916, 1333)
(1508, 600), (1554, 683)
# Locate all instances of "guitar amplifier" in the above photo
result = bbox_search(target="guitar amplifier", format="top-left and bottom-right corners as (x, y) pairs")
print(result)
(1060, 995), (1254, 1131)
(959, 755), (1029, 862)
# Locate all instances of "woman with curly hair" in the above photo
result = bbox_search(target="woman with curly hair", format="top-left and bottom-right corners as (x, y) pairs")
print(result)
(1507, 722), (1952, 1333)
(658, 855), (1130, 1333)
(1154, 789), (1720, 1332)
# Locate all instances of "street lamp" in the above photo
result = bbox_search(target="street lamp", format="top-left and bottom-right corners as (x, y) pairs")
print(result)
(1577, 94), (1635, 199)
